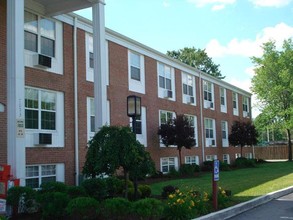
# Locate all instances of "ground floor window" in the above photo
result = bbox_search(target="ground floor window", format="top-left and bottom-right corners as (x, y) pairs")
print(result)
(205, 155), (217, 161)
(185, 156), (199, 165)
(235, 153), (241, 159)
(160, 157), (177, 173)
(25, 163), (64, 188)
(245, 153), (253, 159)
(223, 154), (230, 164)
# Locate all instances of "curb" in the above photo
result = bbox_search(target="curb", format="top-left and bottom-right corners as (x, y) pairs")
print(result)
(195, 186), (293, 220)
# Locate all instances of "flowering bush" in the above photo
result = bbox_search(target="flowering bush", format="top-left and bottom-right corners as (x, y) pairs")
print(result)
(217, 187), (232, 209)
(164, 189), (211, 219)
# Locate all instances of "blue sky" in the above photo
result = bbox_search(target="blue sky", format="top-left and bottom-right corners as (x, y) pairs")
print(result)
(76, 0), (293, 117)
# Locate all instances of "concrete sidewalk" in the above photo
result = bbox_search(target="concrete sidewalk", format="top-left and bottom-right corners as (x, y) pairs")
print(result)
(195, 186), (293, 220)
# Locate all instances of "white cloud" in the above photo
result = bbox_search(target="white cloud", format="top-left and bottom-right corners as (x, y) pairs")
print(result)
(187, 0), (235, 8)
(163, 0), (171, 7)
(206, 23), (293, 58)
(245, 66), (255, 77)
(250, 0), (293, 7)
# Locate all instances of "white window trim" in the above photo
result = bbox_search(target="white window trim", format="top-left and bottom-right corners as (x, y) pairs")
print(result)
(130, 106), (147, 146)
(157, 62), (176, 101)
(185, 114), (198, 147)
(182, 72), (196, 106)
(159, 110), (176, 147)
(242, 96), (250, 118)
(204, 118), (216, 147)
(185, 155), (199, 165)
(25, 163), (64, 189)
(24, 10), (63, 74)
(220, 87), (227, 113)
(233, 92), (239, 116)
(128, 50), (145, 94)
(160, 157), (178, 174)
(25, 87), (64, 148)
(221, 121), (229, 147)
(85, 33), (94, 82)
(206, 155), (217, 161)
(203, 80), (214, 110)
(223, 154), (230, 164)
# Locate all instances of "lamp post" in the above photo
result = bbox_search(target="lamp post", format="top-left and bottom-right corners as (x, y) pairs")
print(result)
(127, 95), (141, 134)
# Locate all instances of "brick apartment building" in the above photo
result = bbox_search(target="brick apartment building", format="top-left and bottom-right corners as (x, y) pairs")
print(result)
(0, 0), (253, 187)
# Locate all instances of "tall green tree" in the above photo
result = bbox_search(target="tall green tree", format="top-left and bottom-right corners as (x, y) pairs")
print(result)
(158, 115), (196, 166)
(228, 121), (258, 157)
(82, 126), (155, 198)
(251, 39), (293, 161)
(167, 47), (225, 79)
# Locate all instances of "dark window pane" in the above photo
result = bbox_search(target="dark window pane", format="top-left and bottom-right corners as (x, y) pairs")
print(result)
(221, 97), (225, 105)
(131, 66), (140, 81)
(188, 85), (193, 96)
(222, 131), (226, 139)
(159, 76), (165, 88)
(89, 52), (94, 68)
(208, 93), (212, 101)
(135, 121), (142, 135)
(41, 176), (56, 184)
(183, 84), (187, 95)
(41, 111), (56, 130)
(90, 116), (95, 132)
(205, 129), (209, 138)
(233, 101), (237, 108)
(209, 129), (214, 138)
(166, 79), (171, 90)
(25, 109), (38, 129)
(25, 178), (39, 188)
(25, 31), (37, 52)
(41, 36), (55, 57)
(162, 166), (168, 173)
(204, 91), (208, 100)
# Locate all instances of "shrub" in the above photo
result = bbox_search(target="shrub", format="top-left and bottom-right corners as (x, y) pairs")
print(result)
(37, 192), (69, 219)
(132, 198), (164, 219)
(6, 186), (37, 214)
(234, 157), (256, 168)
(167, 167), (180, 178)
(81, 178), (107, 201)
(39, 181), (68, 193)
(105, 177), (124, 197)
(127, 187), (142, 201)
(66, 197), (99, 220)
(220, 161), (231, 171)
(210, 187), (232, 209)
(201, 161), (213, 172)
(161, 185), (178, 199)
(179, 164), (200, 176)
(102, 197), (132, 219)
(138, 185), (151, 198)
(66, 186), (87, 199)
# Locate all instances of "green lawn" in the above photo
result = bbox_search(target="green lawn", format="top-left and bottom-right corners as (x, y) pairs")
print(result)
(150, 162), (293, 203)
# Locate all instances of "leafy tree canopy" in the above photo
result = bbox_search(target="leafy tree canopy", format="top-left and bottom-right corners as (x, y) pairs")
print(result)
(167, 47), (225, 79)
(251, 39), (293, 160)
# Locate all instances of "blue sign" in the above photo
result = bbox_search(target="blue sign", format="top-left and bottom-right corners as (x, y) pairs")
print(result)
(214, 160), (219, 181)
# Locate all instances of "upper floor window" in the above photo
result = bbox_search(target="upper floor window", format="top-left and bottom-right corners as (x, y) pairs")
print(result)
(185, 114), (198, 147)
(128, 51), (145, 94)
(232, 92), (239, 116)
(157, 63), (175, 100)
(243, 96), (250, 117)
(25, 88), (56, 130)
(182, 73), (196, 105)
(204, 118), (216, 147)
(87, 97), (95, 141)
(89, 52), (94, 69)
(221, 121), (229, 147)
(159, 110), (174, 125)
(203, 81), (214, 109)
(220, 87), (227, 113)
(24, 11), (55, 57)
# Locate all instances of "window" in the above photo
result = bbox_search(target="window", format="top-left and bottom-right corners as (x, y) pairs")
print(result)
(245, 153), (253, 159)
(203, 81), (214, 109)
(89, 52), (94, 69)
(128, 51), (145, 94)
(221, 121), (228, 147)
(235, 153), (241, 159)
(185, 156), (199, 165)
(206, 155), (217, 161)
(243, 96), (250, 117)
(161, 157), (177, 173)
(185, 115), (198, 147)
(223, 154), (230, 164)
(159, 110), (174, 125)
(220, 87), (227, 113)
(205, 118), (216, 147)
(25, 88), (56, 130)
(158, 63), (175, 100)
(130, 115), (142, 135)
(26, 165), (56, 188)
(24, 11), (55, 57)
(232, 92), (239, 115)
(87, 98), (95, 140)
(182, 73), (195, 104)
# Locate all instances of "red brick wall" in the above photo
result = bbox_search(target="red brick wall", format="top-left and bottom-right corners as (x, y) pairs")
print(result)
(0, 0), (7, 164)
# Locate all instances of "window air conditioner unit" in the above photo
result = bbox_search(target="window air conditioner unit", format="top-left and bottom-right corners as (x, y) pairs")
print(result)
(188, 96), (195, 104)
(33, 54), (52, 68)
(164, 90), (172, 99)
(34, 133), (52, 145)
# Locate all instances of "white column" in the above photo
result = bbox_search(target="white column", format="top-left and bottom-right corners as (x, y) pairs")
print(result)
(7, 0), (26, 185)
(92, 1), (108, 130)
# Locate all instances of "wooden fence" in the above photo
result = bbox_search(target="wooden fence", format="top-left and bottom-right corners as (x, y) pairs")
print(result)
(254, 145), (292, 160)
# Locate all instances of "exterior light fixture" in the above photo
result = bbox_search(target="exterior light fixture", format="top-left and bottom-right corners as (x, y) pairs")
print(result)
(127, 95), (141, 134)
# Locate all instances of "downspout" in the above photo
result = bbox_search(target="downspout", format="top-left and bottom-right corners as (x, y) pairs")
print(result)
(73, 17), (79, 185)
(199, 72), (205, 162)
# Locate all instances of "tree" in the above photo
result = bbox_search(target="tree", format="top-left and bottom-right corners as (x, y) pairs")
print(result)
(251, 39), (293, 161)
(82, 126), (155, 198)
(228, 121), (258, 157)
(158, 115), (196, 166)
(166, 47), (225, 79)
